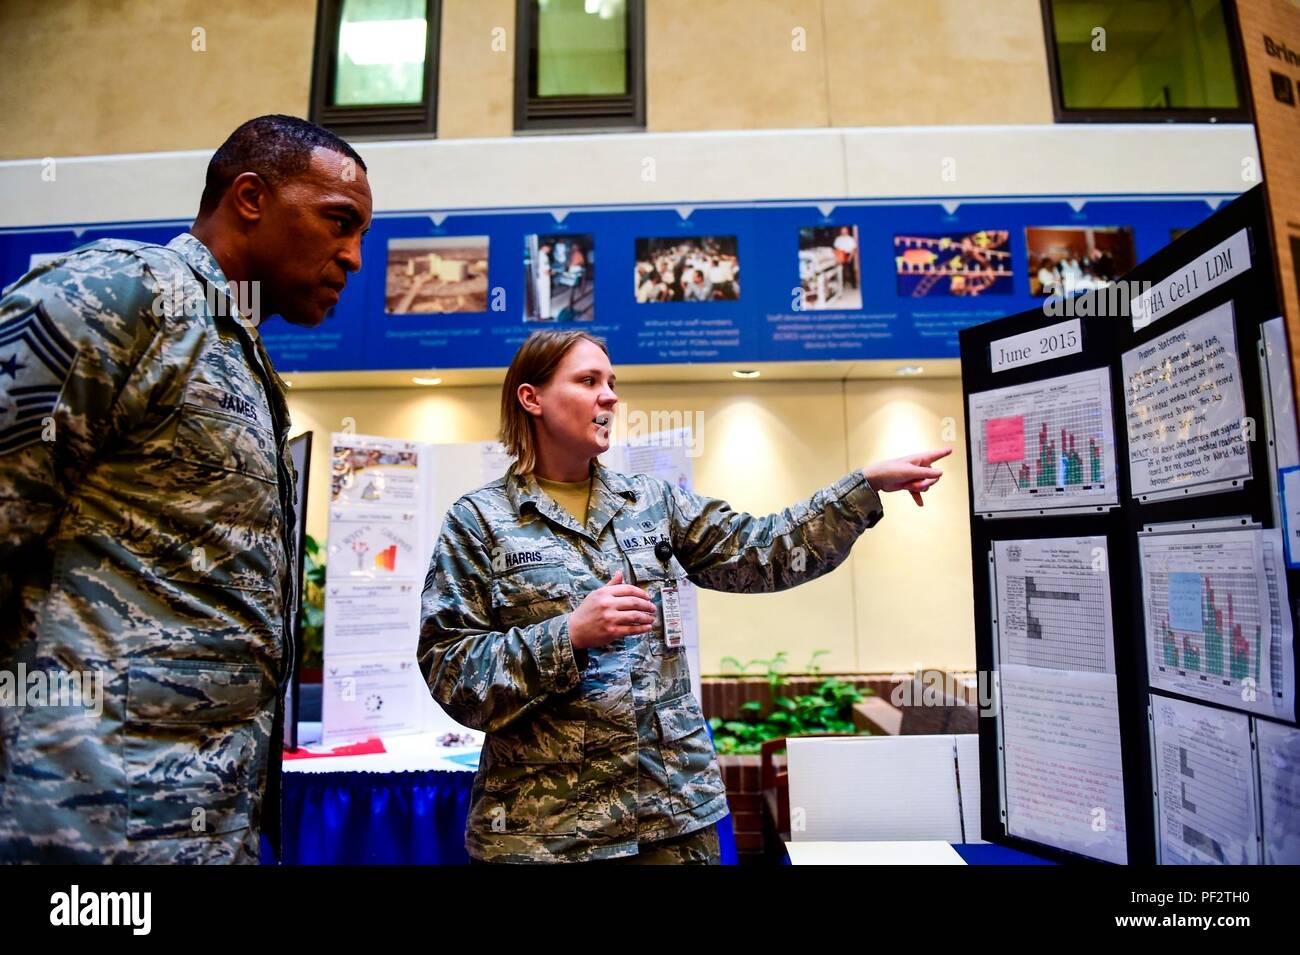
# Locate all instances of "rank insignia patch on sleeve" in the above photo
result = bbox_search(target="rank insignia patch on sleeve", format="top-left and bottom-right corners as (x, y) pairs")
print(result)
(0, 302), (77, 454)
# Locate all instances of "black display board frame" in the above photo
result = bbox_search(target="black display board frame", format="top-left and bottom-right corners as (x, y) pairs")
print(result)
(285, 431), (314, 753)
(959, 186), (1299, 865)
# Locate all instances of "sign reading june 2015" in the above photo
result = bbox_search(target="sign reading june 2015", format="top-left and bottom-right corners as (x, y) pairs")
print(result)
(990, 319), (1082, 373)
(1131, 228), (1252, 331)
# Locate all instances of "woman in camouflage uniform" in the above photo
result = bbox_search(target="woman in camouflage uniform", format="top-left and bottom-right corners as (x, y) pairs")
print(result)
(418, 330), (949, 864)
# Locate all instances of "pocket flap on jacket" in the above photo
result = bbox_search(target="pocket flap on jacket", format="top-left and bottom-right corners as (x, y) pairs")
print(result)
(173, 405), (278, 484)
(623, 546), (688, 585)
(126, 660), (269, 725)
(654, 695), (707, 744)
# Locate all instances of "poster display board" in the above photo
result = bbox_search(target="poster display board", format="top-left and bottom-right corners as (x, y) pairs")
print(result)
(960, 186), (1299, 865)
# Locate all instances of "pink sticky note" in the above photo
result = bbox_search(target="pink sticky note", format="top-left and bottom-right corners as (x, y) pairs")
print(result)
(985, 415), (1025, 463)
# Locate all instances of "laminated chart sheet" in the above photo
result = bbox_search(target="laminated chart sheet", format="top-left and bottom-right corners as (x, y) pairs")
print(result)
(993, 537), (1127, 862)
(322, 579), (421, 656)
(1139, 528), (1293, 719)
(1122, 302), (1250, 499)
(322, 653), (427, 742)
(1151, 695), (1259, 864)
(970, 368), (1117, 515)
(1256, 718), (1300, 864)
(327, 507), (423, 579)
(1259, 530), (1297, 722)
(331, 437), (423, 506)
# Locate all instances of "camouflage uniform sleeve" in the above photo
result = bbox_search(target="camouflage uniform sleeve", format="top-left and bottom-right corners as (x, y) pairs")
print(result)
(417, 501), (584, 734)
(663, 469), (885, 593)
(0, 254), (168, 592)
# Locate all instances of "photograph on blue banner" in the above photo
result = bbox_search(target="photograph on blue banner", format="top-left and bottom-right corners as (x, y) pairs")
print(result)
(524, 232), (594, 323)
(1026, 226), (1135, 296)
(893, 229), (1013, 297)
(634, 235), (740, 302)
(798, 225), (862, 310)
(385, 236), (490, 313)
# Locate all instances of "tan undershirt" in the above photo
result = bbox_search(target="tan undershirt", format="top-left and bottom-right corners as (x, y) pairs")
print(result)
(535, 475), (592, 526)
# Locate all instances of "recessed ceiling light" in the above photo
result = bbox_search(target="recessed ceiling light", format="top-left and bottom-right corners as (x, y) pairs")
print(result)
(732, 369), (761, 379)
(412, 376), (443, 386)
(896, 365), (924, 376)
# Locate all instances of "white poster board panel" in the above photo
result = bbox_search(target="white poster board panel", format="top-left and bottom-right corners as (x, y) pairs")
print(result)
(324, 433), (432, 743)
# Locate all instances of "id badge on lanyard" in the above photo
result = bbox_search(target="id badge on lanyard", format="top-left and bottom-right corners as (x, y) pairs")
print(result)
(627, 538), (686, 649)
(661, 578), (685, 649)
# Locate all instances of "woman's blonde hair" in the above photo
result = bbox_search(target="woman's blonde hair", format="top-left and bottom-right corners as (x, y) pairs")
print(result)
(499, 329), (610, 475)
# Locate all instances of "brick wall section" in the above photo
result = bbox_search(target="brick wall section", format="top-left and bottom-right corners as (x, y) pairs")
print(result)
(718, 755), (764, 860)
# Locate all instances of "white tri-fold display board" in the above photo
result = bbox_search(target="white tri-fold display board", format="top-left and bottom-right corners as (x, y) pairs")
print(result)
(321, 431), (702, 745)
(322, 434), (436, 744)
(960, 186), (1299, 865)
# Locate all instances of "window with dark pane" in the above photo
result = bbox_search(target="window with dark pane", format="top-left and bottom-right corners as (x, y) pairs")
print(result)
(1045, 0), (1248, 120)
(517, 0), (644, 131)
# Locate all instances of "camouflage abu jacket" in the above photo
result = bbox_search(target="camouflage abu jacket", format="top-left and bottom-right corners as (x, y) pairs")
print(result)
(0, 234), (296, 863)
(418, 461), (883, 863)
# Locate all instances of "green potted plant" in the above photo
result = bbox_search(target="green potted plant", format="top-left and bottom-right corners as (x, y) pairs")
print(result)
(298, 534), (326, 681)
(708, 650), (873, 754)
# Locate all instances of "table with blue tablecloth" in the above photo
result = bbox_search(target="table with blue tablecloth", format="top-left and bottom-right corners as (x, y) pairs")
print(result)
(264, 727), (738, 865)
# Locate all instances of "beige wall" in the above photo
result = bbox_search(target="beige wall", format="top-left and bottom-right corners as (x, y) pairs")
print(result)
(822, 0), (1054, 126)
(646, 0), (1054, 131)
(286, 376), (975, 676)
(0, 0), (317, 159)
(1, 0), (1054, 160)
(845, 379), (973, 674)
(645, 0), (832, 131)
(436, 0), (515, 138)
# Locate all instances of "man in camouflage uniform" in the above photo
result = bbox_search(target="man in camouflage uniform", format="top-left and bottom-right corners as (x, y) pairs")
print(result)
(0, 115), (371, 863)
(419, 331), (949, 863)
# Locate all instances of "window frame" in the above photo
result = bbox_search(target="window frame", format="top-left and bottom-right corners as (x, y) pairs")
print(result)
(514, 0), (646, 133)
(1040, 0), (1252, 123)
(310, 0), (441, 139)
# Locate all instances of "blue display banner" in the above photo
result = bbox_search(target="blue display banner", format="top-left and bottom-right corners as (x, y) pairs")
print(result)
(0, 196), (1223, 371)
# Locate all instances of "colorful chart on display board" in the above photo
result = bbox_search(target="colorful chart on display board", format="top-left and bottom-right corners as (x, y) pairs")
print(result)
(969, 366), (1118, 515)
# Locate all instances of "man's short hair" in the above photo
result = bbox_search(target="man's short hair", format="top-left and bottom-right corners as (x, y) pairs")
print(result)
(198, 115), (367, 215)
